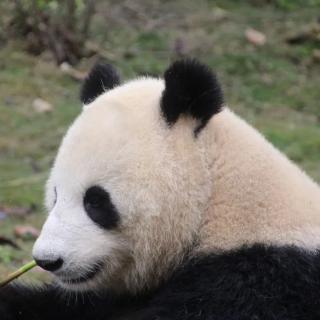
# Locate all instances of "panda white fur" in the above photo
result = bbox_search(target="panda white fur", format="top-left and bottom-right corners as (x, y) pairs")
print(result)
(1, 59), (320, 320)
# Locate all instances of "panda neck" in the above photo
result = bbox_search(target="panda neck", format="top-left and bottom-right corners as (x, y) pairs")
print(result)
(198, 108), (320, 252)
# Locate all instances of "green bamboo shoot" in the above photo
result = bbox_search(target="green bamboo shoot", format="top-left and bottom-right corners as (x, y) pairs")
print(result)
(0, 260), (37, 288)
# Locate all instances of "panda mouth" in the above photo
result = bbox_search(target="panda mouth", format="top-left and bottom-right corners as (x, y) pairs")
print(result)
(60, 263), (103, 284)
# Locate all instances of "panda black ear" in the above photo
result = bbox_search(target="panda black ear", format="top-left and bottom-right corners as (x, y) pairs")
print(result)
(80, 63), (120, 105)
(161, 59), (224, 134)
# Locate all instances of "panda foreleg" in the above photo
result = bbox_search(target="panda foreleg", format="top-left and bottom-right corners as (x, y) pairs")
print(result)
(0, 283), (92, 320)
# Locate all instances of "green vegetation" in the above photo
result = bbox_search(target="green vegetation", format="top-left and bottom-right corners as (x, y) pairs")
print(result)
(0, 0), (319, 280)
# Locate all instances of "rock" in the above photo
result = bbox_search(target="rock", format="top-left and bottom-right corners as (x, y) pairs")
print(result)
(59, 61), (72, 72)
(4, 96), (14, 106)
(245, 28), (266, 46)
(286, 21), (320, 45)
(0, 210), (7, 220)
(0, 236), (20, 249)
(60, 62), (86, 81)
(212, 7), (228, 21)
(32, 98), (53, 113)
(14, 225), (40, 240)
(312, 49), (320, 63)
(0, 206), (33, 217)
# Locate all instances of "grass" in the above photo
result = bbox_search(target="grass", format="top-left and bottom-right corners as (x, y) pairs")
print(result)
(0, 0), (319, 282)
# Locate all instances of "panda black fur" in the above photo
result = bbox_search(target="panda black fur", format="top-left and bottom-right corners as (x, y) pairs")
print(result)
(1, 59), (320, 320)
(2, 246), (320, 320)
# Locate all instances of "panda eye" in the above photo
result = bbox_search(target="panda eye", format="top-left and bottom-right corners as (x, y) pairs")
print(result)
(83, 186), (119, 229)
(86, 193), (103, 208)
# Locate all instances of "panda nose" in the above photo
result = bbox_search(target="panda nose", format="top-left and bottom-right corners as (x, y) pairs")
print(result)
(34, 257), (63, 272)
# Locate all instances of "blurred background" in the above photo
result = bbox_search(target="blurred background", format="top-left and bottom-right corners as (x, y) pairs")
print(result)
(0, 0), (319, 281)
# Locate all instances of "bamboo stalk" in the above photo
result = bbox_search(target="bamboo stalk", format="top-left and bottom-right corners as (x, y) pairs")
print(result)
(0, 260), (37, 288)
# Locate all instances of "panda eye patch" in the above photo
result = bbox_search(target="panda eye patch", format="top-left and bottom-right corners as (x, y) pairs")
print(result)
(83, 186), (119, 229)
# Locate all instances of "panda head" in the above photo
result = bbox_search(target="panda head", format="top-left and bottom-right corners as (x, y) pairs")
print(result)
(32, 60), (224, 293)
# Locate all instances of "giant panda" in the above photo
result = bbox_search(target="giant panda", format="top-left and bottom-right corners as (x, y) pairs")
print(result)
(1, 59), (320, 320)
